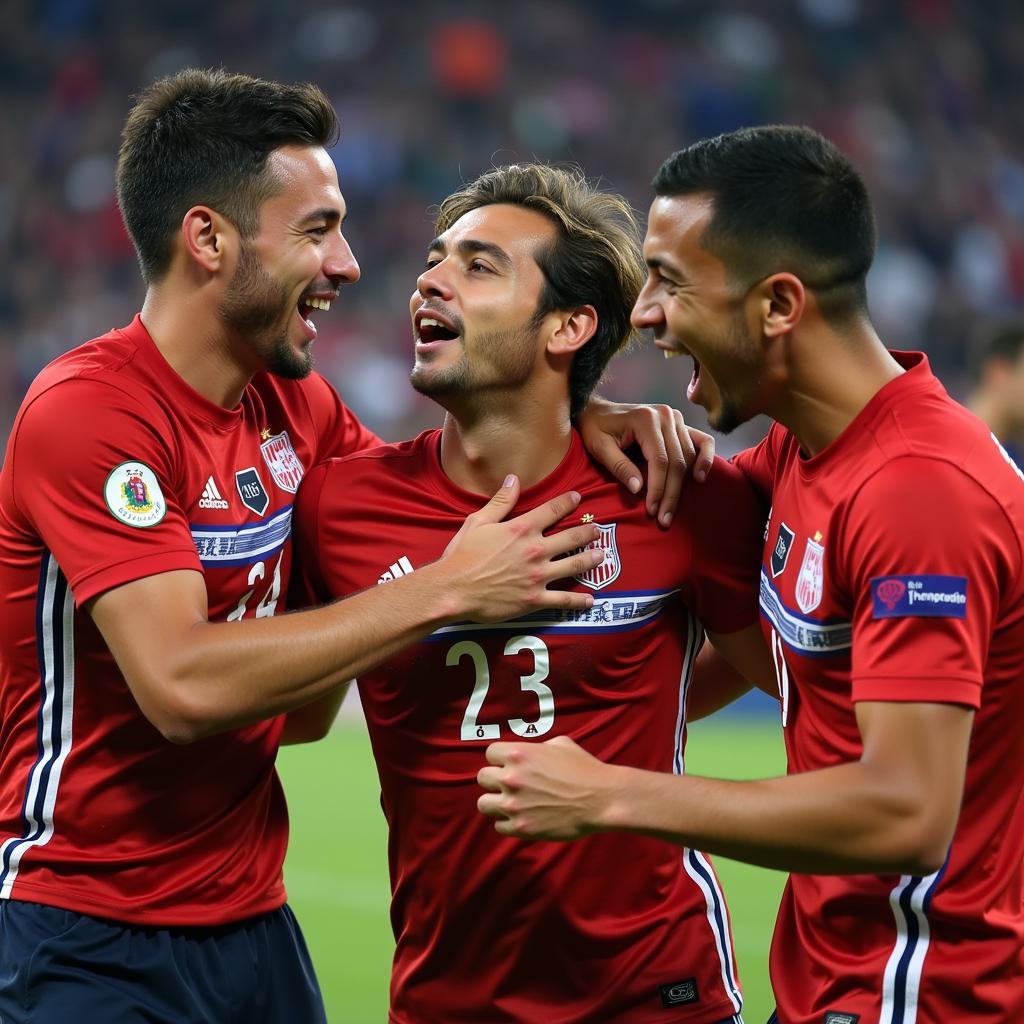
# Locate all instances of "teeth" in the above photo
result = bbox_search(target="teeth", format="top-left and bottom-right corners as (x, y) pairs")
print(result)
(420, 318), (443, 328)
(305, 297), (331, 311)
(663, 348), (686, 359)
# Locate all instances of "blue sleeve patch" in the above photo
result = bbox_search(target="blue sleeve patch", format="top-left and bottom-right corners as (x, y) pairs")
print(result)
(870, 575), (968, 619)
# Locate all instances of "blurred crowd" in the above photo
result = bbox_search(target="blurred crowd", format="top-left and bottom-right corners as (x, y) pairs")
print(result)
(2, 0), (1023, 453)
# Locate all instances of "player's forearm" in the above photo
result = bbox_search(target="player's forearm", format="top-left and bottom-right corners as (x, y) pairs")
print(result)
(597, 761), (951, 875)
(99, 561), (465, 743)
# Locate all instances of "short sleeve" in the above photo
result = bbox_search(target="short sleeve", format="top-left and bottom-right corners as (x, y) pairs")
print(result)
(730, 425), (784, 502)
(677, 456), (767, 633)
(9, 379), (201, 604)
(290, 459), (333, 609)
(841, 458), (1016, 708)
(300, 373), (382, 462)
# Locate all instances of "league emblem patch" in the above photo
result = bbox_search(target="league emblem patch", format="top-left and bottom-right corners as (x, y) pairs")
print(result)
(235, 467), (270, 516)
(795, 537), (825, 613)
(573, 523), (621, 591)
(259, 431), (304, 493)
(771, 521), (795, 578)
(871, 574), (967, 619)
(104, 461), (167, 528)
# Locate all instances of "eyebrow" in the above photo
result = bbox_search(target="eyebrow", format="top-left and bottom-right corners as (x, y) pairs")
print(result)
(646, 255), (686, 281)
(299, 207), (344, 226)
(427, 237), (514, 272)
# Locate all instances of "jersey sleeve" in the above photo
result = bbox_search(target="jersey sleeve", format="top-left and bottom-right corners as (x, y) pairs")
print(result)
(676, 456), (766, 633)
(730, 424), (783, 501)
(8, 379), (201, 604)
(841, 458), (1018, 708)
(300, 373), (382, 461)
(290, 459), (334, 609)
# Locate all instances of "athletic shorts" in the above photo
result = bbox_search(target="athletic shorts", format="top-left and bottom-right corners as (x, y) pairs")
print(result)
(0, 899), (326, 1023)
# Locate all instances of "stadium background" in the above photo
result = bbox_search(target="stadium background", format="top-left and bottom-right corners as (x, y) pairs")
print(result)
(3, 0), (1022, 1020)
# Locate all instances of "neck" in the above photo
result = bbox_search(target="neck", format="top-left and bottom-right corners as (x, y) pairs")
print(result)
(438, 390), (573, 495)
(768, 321), (904, 457)
(140, 288), (255, 409)
(968, 391), (1013, 439)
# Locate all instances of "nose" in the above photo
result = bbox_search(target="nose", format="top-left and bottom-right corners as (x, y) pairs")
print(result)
(324, 229), (361, 285)
(630, 279), (663, 331)
(415, 259), (455, 301)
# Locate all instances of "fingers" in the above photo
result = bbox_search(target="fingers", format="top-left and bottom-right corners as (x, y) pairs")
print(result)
(541, 523), (601, 560)
(470, 474), (522, 525)
(589, 433), (643, 495)
(688, 427), (716, 483)
(652, 406), (686, 527)
(516, 489), (584, 531)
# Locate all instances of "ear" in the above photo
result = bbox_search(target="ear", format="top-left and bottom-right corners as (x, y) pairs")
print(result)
(757, 273), (805, 338)
(546, 305), (598, 356)
(181, 205), (234, 274)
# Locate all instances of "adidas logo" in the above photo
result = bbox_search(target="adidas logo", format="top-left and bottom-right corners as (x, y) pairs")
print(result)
(198, 476), (230, 510)
(378, 556), (414, 584)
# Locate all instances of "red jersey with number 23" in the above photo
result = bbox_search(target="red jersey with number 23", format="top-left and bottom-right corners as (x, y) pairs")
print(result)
(294, 429), (765, 1024)
(734, 352), (1024, 1024)
(0, 315), (378, 925)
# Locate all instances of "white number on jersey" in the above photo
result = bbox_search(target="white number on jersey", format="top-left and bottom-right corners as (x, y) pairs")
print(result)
(226, 553), (283, 621)
(447, 635), (555, 741)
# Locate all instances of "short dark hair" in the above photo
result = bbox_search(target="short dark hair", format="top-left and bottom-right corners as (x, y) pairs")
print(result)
(970, 319), (1024, 384)
(653, 125), (876, 323)
(117, 68), (339, 283)
(434, 164), (645, 418)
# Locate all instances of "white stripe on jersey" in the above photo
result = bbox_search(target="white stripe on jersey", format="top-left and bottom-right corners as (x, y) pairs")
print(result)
(0, 553), (75, 898)
(191, 506), (292, 566)
(759, 570), (852, 657)
(878, 867), (944, 1024)
(673, 609), (743, 1016)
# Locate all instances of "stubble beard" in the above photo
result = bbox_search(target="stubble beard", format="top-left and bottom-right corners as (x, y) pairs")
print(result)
(410, 319), (541, 405)
(219, 242), (314, 380)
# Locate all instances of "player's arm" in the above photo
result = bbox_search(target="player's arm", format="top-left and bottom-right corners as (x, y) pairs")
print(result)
(88, 482), (605, 744)
(280, 686), (350, 744)
(576, 396), (715, 525)
(477, 698), (971, 874)
(687, 625), (778, 721)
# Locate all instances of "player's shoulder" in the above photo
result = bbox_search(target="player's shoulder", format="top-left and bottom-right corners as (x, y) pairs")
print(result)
(307, 430), (441, 490)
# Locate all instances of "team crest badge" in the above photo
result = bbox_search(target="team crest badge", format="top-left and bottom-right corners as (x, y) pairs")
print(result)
(573, 522), (621, 591)
(770, 522), (795, 578)
(103, 461), (167, 528)
(795, 537), (825, 613)
(259, 431), (305, 493)
(236, 467), (270, 516)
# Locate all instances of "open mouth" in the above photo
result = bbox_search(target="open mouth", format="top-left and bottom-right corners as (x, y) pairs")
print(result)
(297, 295), (332, 340)
(417, 317), (460, 344)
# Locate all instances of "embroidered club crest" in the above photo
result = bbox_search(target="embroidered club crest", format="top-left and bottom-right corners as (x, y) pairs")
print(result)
(235, 466), (270, 516)
(103, 461), (167, 528)
(771, 521), (795, 578)
(795, 537), (825, 613)
(574, 522), (621, 591)
(259, 431), (305, 493)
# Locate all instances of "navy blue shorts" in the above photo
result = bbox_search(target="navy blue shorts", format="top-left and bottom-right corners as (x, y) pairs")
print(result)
(0, 900), (325, 1023)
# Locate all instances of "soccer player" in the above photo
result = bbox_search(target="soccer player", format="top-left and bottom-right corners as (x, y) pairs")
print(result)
(0, 70), (705, 1023)
(967, 318), (1024, 466)
(293, 164), (773, 1023)
(477, 127), (1024, 1024)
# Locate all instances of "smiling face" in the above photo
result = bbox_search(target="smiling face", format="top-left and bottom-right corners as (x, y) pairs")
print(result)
(409, 203), (556, 404)
(631, 194), (767, 434)
(218, 145), (360, 378)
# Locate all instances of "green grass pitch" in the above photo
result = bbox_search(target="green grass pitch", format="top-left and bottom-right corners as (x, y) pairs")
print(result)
(278, 717), (788, 1023)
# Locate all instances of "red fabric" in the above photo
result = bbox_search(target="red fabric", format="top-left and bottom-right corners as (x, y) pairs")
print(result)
(0, 315), (379, 925)
(737, 352), (1024, 1023)
(295, 430), (765, 1023)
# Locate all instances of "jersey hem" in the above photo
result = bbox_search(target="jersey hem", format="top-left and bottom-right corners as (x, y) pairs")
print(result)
(1, 883), (287, 927)
(850, 674), (981, 708)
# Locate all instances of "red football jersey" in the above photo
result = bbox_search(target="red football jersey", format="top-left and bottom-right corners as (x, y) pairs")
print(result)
(294, 430), (765, 1024)
(733, 353), (1024, 1024)
(0, 315), (379, 925)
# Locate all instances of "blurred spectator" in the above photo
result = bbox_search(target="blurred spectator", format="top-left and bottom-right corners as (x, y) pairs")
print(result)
(2, 0), (1024, 456)
(967, 318), (1024, 466)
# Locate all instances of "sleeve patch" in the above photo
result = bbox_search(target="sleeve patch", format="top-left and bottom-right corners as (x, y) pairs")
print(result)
(870, 574), (968, 619)
(103, 461), (167, 529)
